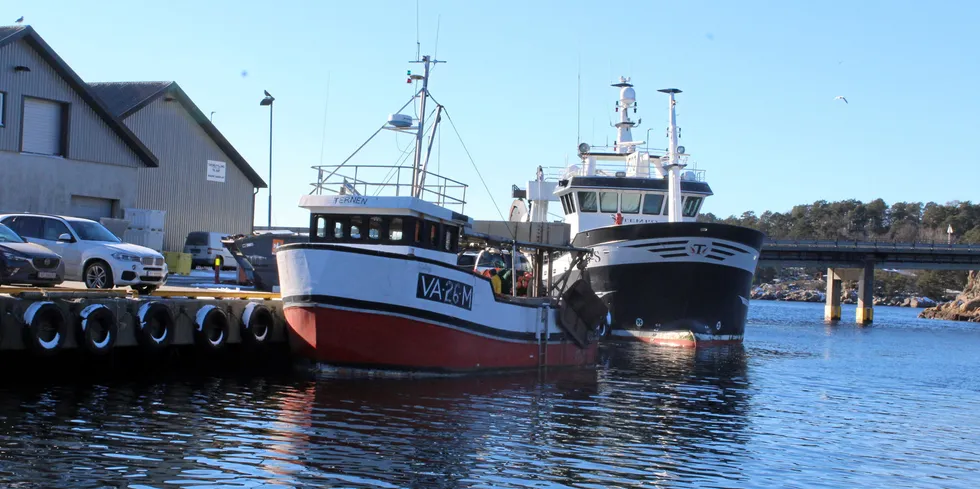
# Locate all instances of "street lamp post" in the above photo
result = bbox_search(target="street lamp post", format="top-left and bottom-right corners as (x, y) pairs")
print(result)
(260, 91), (275, 228)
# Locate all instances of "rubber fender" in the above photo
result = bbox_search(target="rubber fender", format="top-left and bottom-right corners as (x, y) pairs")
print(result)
(137, 301), (174, 348)
(241, 302), (273, 345)
(78, 303), (117, 355)
(23, 301), (67, 354)
(195, 305), (229, 349)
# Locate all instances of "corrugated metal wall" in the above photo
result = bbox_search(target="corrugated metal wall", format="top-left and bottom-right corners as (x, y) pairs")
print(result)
(0, 39), (143, 167)
(123, 97), (255, 252)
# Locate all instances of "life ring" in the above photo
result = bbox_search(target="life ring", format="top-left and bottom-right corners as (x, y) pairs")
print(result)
(23, 301), (67, 354)
(137, 301), (174, 348)
(241, 302), (273, 345)
(195, 305), (229, 349)
(77, 303), (117, 355)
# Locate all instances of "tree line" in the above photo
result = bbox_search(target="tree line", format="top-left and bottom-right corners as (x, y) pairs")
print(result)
(700, 199), (980, 243)
(700, 199), (980, 299)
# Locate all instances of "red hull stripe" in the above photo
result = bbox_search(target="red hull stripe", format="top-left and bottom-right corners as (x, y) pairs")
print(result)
(285, 306), (595, 371)
(283, 294), (566, 343)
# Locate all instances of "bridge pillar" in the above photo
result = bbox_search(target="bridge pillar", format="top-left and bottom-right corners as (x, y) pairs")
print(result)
(856, 261), (875, 324)
(825, 268), (841, 321)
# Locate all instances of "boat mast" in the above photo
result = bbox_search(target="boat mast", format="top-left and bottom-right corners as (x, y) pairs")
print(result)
(612, 77), (637, 154)
(409, 54), (444, 198)
(658, 88), (685, 223)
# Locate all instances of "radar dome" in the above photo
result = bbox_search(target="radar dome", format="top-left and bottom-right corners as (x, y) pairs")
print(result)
(620, 86), (636, 105)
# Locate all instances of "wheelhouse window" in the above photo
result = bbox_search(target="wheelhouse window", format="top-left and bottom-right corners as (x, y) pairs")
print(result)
(599, 192), (619, 213)
(315, 216), (328, 239)
(560, 195), (570, 215)
(444, 225), (458, 252)
(368, 217), (382, 240)
(427, 220), (439, 247)
(577, 191), (598, 213)
(621, 193), (641, 214)
(682, 197), (703, 217)
(350, 217), (364, 239)
(389, 218), (404, 241)
(642, 194), (664, 215)
(333, 219), (345, 239)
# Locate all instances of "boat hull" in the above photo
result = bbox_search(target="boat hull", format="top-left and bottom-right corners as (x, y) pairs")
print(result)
(560, 222), (764, 347)
(285, 303), (593, 372)
(278, 244), (596, 373)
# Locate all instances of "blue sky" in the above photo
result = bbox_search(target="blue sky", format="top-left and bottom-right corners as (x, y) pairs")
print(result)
(10, 0), (980, 226)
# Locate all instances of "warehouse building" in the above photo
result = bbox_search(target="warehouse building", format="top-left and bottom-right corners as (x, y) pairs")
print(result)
(89, 81), (267, 252)
(0, 26), (158, 218)
(0, 25), (266, 252)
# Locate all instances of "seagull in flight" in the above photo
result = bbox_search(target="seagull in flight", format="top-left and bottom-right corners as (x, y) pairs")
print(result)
(14, 16), (23, 23)
(834, 96), (848, 104)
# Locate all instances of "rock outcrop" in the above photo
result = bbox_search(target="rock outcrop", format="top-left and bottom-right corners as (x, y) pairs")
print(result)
(919, 271), (980, 321)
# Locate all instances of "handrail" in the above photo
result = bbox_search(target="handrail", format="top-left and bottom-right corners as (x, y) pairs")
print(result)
(763, 239), (980, 252)
(309, 164), (468, 210)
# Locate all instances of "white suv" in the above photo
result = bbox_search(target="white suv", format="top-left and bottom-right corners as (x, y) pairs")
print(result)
(0, 214), (168, 293)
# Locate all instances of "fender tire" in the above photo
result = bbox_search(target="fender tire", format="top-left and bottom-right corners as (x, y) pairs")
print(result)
(136, 301), (174, 348)
(241, 302), (273, 346)
(23, 302), (67, 354)
(77, 304), (117, 355)
(195, 305), (229, 350)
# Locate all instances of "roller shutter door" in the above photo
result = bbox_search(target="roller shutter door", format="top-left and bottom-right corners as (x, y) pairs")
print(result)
(22, 97), (64, 155)
(69, 195), (114, 220)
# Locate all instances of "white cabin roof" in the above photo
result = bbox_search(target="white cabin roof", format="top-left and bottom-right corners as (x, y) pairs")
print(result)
(298, 194), (472, 225)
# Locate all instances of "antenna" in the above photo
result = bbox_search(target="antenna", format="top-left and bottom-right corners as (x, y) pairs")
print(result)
(434, 15), (441, 60)
(576, 52), (581, 146)
(415, 0), (421, 61)
(318, 71), (331, 166)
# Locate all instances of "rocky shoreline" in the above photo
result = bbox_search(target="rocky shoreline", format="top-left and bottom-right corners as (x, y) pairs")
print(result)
(751, 282), (937, 308)
(919, 271), (980, 322)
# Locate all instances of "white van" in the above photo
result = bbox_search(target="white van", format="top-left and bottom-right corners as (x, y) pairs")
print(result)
(183, 231), (237, 269)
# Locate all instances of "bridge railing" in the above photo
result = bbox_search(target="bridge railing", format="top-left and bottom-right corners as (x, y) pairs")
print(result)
(764, 239), (980, 252)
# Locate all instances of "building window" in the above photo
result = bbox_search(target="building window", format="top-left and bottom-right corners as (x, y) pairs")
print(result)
(0, 92), (6, 127)
(621, 193), (641, 214)
(22, 97), (67, 156)
(389, 217), (404, 241)
(642, 194), (664, 215)
(577, 192), (598, 213)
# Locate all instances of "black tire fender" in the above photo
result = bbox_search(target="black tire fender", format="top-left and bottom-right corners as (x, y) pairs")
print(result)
(241, 302), (273, 345)
(137, 301), (174, 348)
(195, 305), (229, 349)
(23, 301), (67, 353)
(78, 303), (118, 355)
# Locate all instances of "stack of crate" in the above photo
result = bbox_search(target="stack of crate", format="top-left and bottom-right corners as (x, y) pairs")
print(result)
(122, 208), (166, 252)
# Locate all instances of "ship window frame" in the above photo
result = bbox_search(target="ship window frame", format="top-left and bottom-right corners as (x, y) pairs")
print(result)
(683, 196), (703, 217)
(599, 192), (619, 213)
(621, 192), (641, 214)
(368, 216), (383, 240)
(577, 191), (598, 213)
(642, 193), (664, 215)
(389, 217), (404, 241)
(559, 194), (570, 215)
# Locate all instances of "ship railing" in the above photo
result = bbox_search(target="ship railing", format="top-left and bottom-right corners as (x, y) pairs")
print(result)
(539, 163), (706, 182)
(310, 164), (468, 211)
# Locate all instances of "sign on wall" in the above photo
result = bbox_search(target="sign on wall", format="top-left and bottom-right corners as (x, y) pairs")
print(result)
(207, 160), (226, 183)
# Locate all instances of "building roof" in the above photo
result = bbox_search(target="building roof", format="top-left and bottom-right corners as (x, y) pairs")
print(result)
(89, 81), (267, 188)
(0, 26), (158, 167)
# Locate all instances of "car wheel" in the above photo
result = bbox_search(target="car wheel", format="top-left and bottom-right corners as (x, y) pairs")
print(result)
(132, 284), (158, 295)
(84, 260), (114, 289)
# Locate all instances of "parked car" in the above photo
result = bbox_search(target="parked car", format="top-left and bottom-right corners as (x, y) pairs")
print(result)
(0, 223), (65, 287)
(0, 214), (168, 293)
(183, 231), (237, 269)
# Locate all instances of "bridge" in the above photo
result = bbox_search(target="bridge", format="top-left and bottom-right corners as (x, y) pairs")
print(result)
(759, 239), (980, 324)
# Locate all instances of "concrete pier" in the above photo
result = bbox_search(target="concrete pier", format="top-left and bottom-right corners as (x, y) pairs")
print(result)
(824, 264), (875, 324)
(825, 268), (842, 321)
(856, 262), (875, 324)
